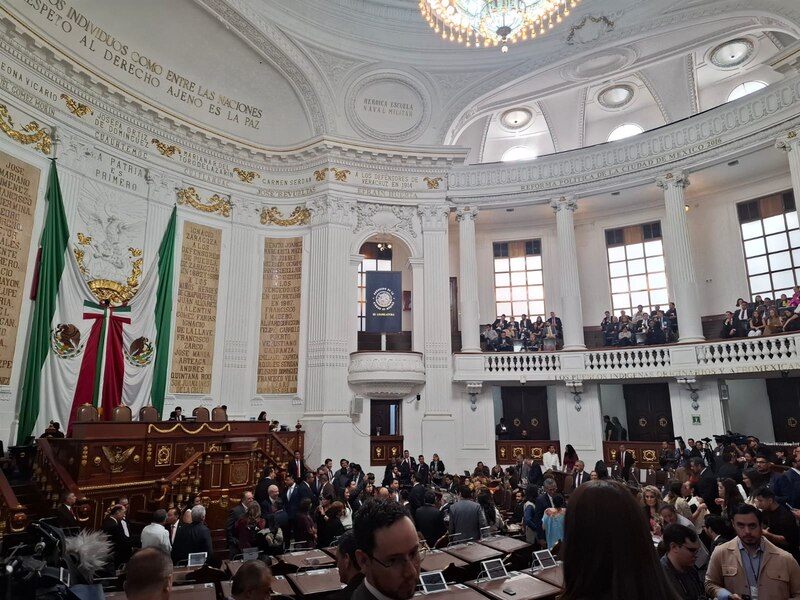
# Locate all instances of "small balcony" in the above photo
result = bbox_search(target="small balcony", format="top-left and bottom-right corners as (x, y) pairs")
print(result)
(348, 351), (425, 398)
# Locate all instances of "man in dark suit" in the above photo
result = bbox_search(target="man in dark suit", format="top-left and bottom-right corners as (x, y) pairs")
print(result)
(429, 453), (445, 486)
(55, 491), (78, 529)
(287, 450), (309, 482)
(547, 311), (563, 337)
(415, 455), (430, 486)
(299, 472), (318, 507)
(526, 459), (544, 488)
(448, 486), (487, 542)
(720, 311), (738, 338)
(172, 505), (213, 565)
(332, 532), (365, 600)
(702, 515), (731, 552)
(414, 491), (446, 548)
(492, 314), (509, 334)
(715, 451), (743, 484)
(260, 484), (280, 515)
(408, 475), (426, 516)
(334, 459), (352, 496)
(225, 490), (254, 558)
(399, 451), (416, 486)
(173, 406), (186, 421)
(775, 450), (800, 508)
(255, 466), (276, 505)
(103, 504), (132, 567)
(618, 444), (635, 481)
(533, 479), (558, 543)
(690, 457), (719, 514)
(733, 300), (753, 337)
(352, 499), (420, 600)
(571, 461), (589, 487)
(165, 507), (180, 546)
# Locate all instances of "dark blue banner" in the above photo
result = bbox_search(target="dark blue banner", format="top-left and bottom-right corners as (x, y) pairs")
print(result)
(365, 271), (402, 333)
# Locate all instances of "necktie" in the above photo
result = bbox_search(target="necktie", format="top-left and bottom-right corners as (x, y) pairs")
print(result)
(287, 486), (293, 501)
(171, 523), (176, 543)
(296, 462), (301, 478)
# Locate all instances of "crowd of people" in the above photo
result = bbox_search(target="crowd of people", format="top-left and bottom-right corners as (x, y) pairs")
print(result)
(600, 302), (679, 347)
(721, 290), (800, 337)
(482, 312), (563, 351)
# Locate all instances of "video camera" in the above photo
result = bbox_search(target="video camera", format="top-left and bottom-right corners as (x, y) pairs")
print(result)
(713, 431), (748, 446)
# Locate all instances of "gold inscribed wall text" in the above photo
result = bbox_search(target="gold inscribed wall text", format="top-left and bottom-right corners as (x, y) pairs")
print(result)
(0, 152), (39, 385)
(170, 221), (221, 394)
(257, 237), (302, 394)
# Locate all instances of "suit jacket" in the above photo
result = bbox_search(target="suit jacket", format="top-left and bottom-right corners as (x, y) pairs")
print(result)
(716, 462), (743, 485)
(533, 494), (556, 538)
(55, 504), (78, 529)
(400, 457), (416, 481)
(351, 581), (379, 600)
(329, 574), (365, 600)
(102, 517), (132, 566)
(171, 521), (213, 565)
(430, 460), (445, 481)
(733, 307), (753, 334)
(572, 470), (589, 487)
(415, 504), (446, 548)
(775, 468), (800, 507)
(519, 318), (533, 332)
(705, 537), (800, 599)
(527, 463), (544, 487)
(448, 499), (487, 542)
(720, 318), (738, 338)
(283, 485), (303, 518)
(408, 483), (426, 514)
(416, 462), (430, 485)
(255, 476), (275, 504)
(287, 459), (308, 480)
(226, 504), (247, 553)
(618, 451), (635, 479)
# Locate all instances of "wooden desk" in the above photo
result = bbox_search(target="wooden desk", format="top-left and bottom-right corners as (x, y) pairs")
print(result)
(413, 583), (486, 600)
(479, 536), (531, 554)
(221, 574), (295, 597)
(421, 549), (468, 572)
(106, 583), (217, 600)
(277, 549), (336, 569)
(443, 542), (502, 564)
(287, 568), (345, 596)
(527, 566), (563, 590)
(468, 572), (561, 600)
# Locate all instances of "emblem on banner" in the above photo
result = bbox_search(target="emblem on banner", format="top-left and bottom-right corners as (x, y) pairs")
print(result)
(124, 336), (154, 367)
(373, 287), (395, 310)
(51, 324), (84, 359)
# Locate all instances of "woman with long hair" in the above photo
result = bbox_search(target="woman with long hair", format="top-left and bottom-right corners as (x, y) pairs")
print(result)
(563, 444), (579, 473)
(715, 477), (744, 522)
(764, 306), (783, 335)
(593, 460), (609, 480)
(642, 485), (664, 535)
(294, 498), (317, 548)
(742, 468), (770, 505)
(235, 502), (265, 554)
(477, 490), (505, 535)
(317, 501), (346, 548)
(559, 480), (680, 600)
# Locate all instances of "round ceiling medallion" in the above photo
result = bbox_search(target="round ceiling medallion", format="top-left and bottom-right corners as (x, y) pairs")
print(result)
(710, 38), (754, 69)
(598, 84), (634, 109)
(500, 108), (533, 130)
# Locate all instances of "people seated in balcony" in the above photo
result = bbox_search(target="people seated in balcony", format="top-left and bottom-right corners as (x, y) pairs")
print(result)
(665, 302), (678, 337)
(764, 306), (784, 335)
(720, 311), (738, 338)
(617, 321), (635, 346)
(784, 307), (800, 332)
(751, 294), (765, 312)
(603, 315), (619, 346)
(779, 293), (790, 308)
(547, 311), (562, 339)
(519, 314), (533, 334)
(492, 314), (509, 334)
(748, 308), (766, 337)
(645, 318), (666, 345)
(481, 324), (498, 351)
(633, 304), (648, 327)
(734, 299), (753, 337)
(496, 330), (514, 352)
(508, 316), (519, 338)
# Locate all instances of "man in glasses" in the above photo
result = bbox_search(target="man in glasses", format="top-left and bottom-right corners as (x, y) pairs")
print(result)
(353, 499), (422, 600)
(660, 524), (704, 600)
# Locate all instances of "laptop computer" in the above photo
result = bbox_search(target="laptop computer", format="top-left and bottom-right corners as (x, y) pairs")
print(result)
(481, 558), (508, 581)
(187, 552), (207, 567)
(420, 571), (448, 594)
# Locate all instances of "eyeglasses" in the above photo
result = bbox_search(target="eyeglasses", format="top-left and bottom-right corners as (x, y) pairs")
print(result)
(680, 544), (700, 554)
(368, 547), (426, 570)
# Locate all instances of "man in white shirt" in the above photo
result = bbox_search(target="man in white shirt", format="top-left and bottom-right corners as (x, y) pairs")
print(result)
(542, 445), (561, 472)
(140, 509), (171, 554)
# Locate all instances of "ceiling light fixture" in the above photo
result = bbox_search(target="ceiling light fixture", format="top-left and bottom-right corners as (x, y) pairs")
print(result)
(419, 0), (579, 52)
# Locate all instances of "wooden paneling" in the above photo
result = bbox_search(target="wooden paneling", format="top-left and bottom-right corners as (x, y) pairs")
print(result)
(623, 383), (674, 442)
(370, 435), (404, 466)
(495, 440), (560, 465)
(602, 441), (661, 469)
(501, 387), (550, 440)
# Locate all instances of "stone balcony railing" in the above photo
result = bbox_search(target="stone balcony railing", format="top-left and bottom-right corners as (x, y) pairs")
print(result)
(348, 351), (426, 399)
(452, 334), (800, 383)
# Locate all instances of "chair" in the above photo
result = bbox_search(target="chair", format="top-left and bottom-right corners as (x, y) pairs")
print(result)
(193, 407), (209, 422)
(74, 404), (98, 423)
(139, 406), (159, 422)
(111, 405), (132, 422)
(211, 406), (227, 422)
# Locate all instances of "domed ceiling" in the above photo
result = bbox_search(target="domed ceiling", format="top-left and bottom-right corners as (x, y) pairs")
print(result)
(2, 0), (799, 156)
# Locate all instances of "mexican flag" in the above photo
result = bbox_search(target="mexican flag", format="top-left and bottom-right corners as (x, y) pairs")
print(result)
(16, 161), (176, 442)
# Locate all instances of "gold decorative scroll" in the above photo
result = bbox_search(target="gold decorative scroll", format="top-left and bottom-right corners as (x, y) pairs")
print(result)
(257, 238), (302, 394)
(260, 206), (311, 227)
(59, 94), (93, 118)
(0, 152), (40, 385)
(177, 187), (231, 217)
(313, 168), (328, 181)
(170, 222), (221, 394)
(73, 234), (143, 304)
(0, 105), (51, 155)
(151, 138), (181, 158)
(233, 168), (259, 183)
(424, 176), (443, 189)
(331, 167), (350, 182)
(147, 423), (231, 435)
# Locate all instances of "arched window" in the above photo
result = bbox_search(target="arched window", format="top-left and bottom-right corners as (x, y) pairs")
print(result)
(502, 146), (537, 162)
(607, 123), (644, 142)
(727, 81), (767, 102)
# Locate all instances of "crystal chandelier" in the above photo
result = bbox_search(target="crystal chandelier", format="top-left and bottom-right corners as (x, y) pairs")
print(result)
(419, 0), (579, 52)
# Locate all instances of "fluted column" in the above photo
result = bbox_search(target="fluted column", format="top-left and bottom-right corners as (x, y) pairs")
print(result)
(550, 196), (585, 350)
(407, 257), (425, 354)
(656, 172), (704, 342)
(456, 207), (481, 352)
(776, 131), (800, 197)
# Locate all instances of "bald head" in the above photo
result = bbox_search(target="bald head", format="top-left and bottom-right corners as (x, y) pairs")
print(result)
(231, 559), (272, 600)
(377, 487), (390, 498)
(267, 484), (279, 499)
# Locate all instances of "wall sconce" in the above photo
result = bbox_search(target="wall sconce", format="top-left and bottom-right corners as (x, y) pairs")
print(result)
(565, 380), (583, 412)
(676, 377), (700, 410)
(466, 381), (482, 412)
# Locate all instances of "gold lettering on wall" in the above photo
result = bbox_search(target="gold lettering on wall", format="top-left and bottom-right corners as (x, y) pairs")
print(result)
(0, 151), (39, 385)
(170, 221), (221, 394)
(257, 238), (302, 394)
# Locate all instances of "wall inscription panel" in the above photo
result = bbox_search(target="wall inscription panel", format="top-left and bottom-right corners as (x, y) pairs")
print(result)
(170, 221), (221, 394)
(0, 152), (39, 385)
(257, 237), (302, 394)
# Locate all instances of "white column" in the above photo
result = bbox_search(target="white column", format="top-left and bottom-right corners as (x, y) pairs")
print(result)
(407, 257), (425, 354)
(776, 132), (800, 196)
(303, 195), (355, 466)
(656, 172), (704, 342)
(456, 206), (481, 352)
(550, 196), (586, 350)
(348, 254), (364, 355)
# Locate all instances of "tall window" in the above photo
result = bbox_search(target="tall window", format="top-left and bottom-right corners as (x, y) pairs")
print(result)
(358, 243), (392, 331)
(606, 222), (668, 316)
(727, 81), (767, 102)
(738, 191), (798, 300)
(493, 240), (545, 319)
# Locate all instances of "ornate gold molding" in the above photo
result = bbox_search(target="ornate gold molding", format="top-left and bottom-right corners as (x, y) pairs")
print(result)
(260, 206), (311, 226)
(233, 167), (259, 183)
(424, 176), (443, 189)
(147, 422), (231, 435)
(73, 234), (143, 303)
(151, 138), (181, 158)
(331, 167), (350, 182)
(0, 104), (51, 154)
(60, 94), (93, 118)
(177, 187), (231, 217)
(314, 168), (328, 181)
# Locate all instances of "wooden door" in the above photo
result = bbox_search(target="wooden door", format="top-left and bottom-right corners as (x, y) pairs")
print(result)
(623, 383), (674, 442)
(501, 387), (550, 440)
(767, 378), (800, 443)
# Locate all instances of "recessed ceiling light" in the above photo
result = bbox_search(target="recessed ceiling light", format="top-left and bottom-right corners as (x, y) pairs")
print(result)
(500, 108), (533, 130)
(598, 84), (634, 109)
(710, 38), (754, 69)
(727, 159), (739, 166)
(611, 191), (621, 196)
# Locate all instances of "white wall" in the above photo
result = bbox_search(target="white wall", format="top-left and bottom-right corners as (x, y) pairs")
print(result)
(599, 384), (628, 428)
(726, 378), (775, 442)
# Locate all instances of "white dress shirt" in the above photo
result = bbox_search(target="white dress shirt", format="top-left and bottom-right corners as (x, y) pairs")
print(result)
(542, 452), (561, 471)
(140, 522), (171, 553)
